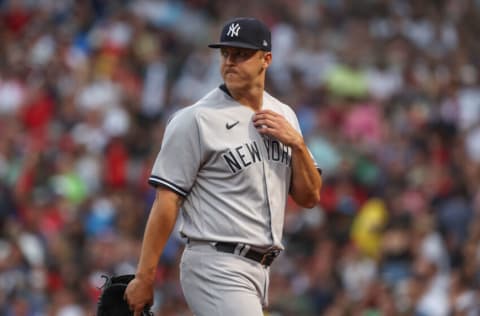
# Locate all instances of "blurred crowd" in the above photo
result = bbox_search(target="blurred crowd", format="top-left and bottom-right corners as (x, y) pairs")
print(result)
(0, 0), (480, 315)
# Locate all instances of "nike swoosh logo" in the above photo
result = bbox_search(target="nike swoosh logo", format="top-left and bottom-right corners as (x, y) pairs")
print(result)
(226, 121), (239, 129)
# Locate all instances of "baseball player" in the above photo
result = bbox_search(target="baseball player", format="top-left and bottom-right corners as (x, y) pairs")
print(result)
(125, 17), (322, 316)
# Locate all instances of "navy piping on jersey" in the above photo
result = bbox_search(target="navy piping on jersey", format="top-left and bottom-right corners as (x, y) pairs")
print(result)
(148, 175), (188, 197)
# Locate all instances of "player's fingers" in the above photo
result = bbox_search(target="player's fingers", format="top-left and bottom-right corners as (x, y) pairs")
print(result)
(133, 304), (145, 316)
(124, 295), (131, 308)
(253, 112), (279, 121)
(257, 126), (271, 134)
(254, 116), (288, 129)
(253, 112), (267, 120)
(256, 109), (279, 117)
(252, 114), (264, 122)
(124, 290), (135, 309)
(125, 291), (140, 313)
(257, 125), (280, 138)
(256, 124), (277, 134)
(253, 118), (278, 127)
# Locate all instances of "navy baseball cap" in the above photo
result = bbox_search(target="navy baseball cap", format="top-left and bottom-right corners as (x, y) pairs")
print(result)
(208, 17), (271, 52)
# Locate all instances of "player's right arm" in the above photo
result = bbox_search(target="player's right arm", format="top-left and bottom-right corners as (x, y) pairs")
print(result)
(124, 187), (183, 316)
(124, 107), (202, 315)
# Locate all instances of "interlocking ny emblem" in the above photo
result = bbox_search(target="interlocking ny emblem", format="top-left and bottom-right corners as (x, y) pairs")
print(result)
(226, 23), (240, 37)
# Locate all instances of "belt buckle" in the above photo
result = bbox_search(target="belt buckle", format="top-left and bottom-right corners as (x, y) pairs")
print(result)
(260, 247), (280, 266)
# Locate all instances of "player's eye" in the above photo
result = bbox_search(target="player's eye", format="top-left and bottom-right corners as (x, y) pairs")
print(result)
(221, 49), (255, 62)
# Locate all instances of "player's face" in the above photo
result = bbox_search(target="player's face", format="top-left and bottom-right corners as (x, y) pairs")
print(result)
(220, 47), (271, 90)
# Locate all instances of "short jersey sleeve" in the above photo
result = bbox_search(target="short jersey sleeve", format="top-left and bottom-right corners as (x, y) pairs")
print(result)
(148, 108), (203, 197)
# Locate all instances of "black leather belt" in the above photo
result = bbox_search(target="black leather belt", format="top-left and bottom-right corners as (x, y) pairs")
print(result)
(214, 242), (281, 267)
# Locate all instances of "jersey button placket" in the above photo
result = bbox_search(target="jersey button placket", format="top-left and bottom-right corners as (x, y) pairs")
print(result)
(267, 172), (278, 245)
(261, 157), (274, 245)
(265, 163), (277, 245)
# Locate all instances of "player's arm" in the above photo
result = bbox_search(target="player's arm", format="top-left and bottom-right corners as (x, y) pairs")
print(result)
(288, 140), (322, 208)
(124, 187), (183, 315)
(253, 109), (321, 208)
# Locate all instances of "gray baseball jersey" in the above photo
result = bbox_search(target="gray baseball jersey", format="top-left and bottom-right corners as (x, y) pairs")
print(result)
(149, 85), (318, 249)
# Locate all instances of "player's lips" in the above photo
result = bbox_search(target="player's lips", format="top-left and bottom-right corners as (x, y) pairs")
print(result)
(224, 68), (238, 75)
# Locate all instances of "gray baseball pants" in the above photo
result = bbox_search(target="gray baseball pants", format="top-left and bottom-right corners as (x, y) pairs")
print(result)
(180, 241), (270, 316)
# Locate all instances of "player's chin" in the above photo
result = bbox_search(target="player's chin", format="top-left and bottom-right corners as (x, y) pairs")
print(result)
(224, 77), (244, 89)
(224, 72), (239, 81)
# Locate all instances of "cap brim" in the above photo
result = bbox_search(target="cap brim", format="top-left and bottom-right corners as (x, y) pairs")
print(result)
(208, 41), (261, 50)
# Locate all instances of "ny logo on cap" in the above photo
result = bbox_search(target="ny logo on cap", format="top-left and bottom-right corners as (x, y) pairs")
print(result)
(226, 23), (240, 37)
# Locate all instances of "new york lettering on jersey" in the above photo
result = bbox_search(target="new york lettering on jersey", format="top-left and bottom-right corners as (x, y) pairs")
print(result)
(222, 137), (292, 173)
(148, 86), (307, 248)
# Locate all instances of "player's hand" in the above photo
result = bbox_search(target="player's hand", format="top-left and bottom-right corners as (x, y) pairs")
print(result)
(124, 276), (154, 316)
(253, 110), (303, 148)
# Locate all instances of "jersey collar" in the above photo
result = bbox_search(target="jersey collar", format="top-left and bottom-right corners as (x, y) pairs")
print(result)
(219, 83), (233, 98)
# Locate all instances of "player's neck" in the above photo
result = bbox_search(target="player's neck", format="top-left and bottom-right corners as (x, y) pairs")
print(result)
(229, 83), (264, 111)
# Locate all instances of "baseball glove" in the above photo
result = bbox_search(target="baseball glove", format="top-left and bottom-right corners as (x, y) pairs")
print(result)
(96, 274), (153, 316)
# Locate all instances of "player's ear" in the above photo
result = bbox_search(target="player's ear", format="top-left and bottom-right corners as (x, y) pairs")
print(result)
(261, 52), (272, 69)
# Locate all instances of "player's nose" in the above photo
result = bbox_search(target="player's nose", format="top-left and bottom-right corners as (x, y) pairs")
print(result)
(224, 54), (236, 65)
